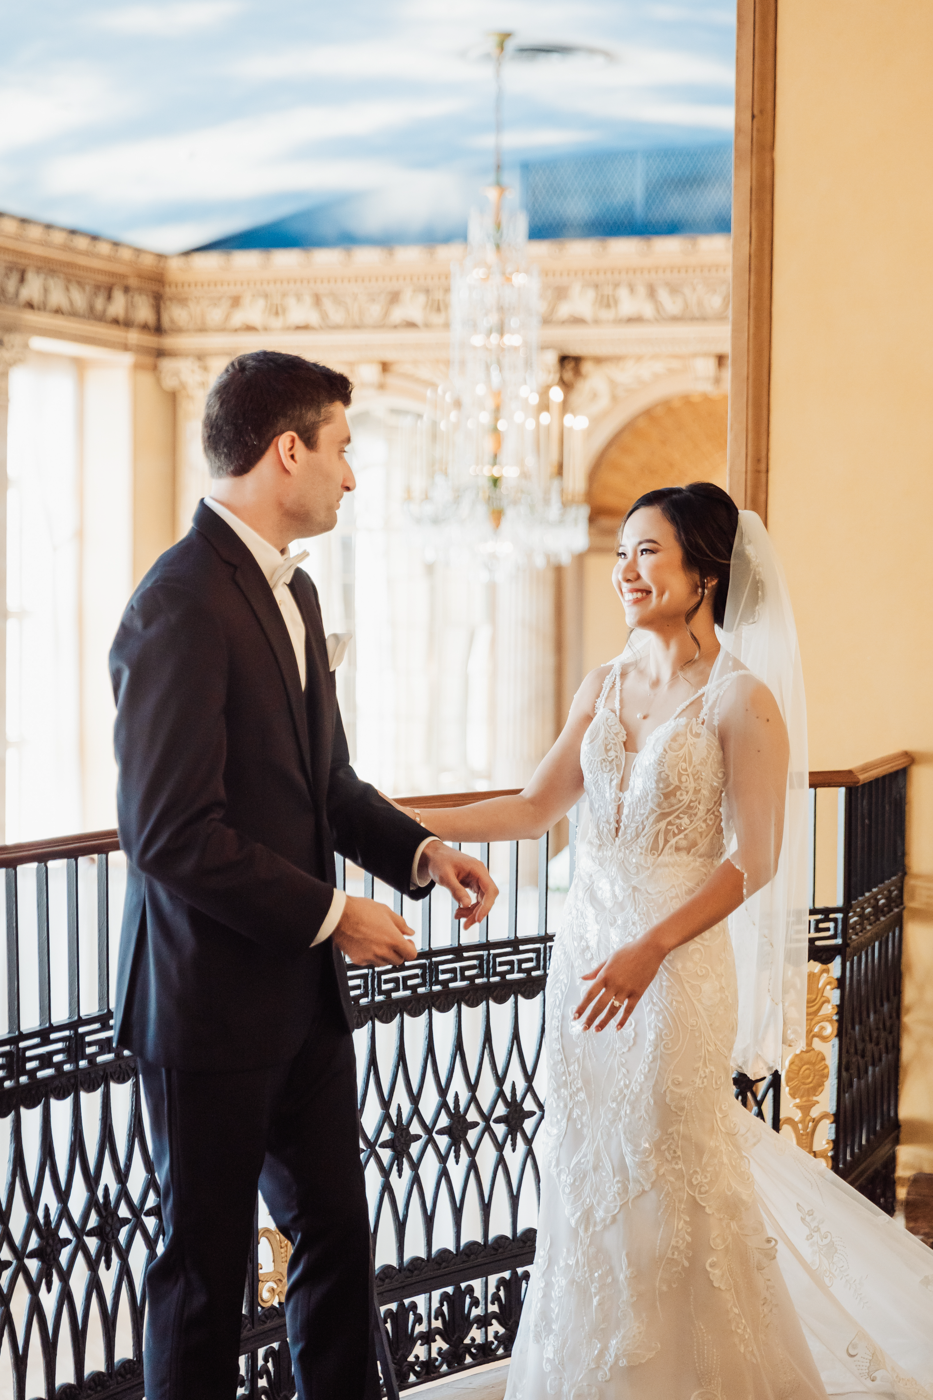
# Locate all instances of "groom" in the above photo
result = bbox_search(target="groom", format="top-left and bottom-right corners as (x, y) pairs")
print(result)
(110, 350), (497, 1399)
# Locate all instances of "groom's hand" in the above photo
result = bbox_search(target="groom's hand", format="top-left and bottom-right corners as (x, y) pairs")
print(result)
(419, 841), (498, 931)
(334, 897), (418, 967)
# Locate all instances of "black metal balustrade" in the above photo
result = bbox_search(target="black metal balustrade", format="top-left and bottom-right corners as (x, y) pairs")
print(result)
(0, 755), (911, 1397)
(807, 753), (911, 1213)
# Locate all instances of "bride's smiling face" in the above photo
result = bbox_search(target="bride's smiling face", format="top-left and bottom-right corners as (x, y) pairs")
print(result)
(613, 505), (704, 629)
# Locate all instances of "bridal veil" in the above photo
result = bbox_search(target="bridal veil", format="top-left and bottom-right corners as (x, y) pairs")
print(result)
(619, 506), (809, 1078)
(712, 508), (810, 1078)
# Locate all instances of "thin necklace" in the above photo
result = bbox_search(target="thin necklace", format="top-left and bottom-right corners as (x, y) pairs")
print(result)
(634, 668), (694, 721)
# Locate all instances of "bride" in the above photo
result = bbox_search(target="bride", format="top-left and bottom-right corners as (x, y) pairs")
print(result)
(411, 483), (933, 1399)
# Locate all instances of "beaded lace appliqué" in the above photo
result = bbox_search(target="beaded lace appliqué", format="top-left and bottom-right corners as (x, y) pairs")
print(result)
(519, 658), (799, 1396)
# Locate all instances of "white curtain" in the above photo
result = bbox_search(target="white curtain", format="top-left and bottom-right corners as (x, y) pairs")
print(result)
(6, 355), (82, 842)
(5, 349), (132, 842)
(300, 402), (494, 798)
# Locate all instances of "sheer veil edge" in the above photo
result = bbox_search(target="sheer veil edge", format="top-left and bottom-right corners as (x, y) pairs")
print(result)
(713, 509), (809, 1077)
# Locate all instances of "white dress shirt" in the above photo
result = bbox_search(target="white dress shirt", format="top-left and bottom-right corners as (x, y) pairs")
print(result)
(204, 497), (437, 946)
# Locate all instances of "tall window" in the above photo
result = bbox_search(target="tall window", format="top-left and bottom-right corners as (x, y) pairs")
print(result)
(6, 341), (132, 842)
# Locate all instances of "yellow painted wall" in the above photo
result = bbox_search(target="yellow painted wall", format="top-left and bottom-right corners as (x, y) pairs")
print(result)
(767, 0), (933, 1184)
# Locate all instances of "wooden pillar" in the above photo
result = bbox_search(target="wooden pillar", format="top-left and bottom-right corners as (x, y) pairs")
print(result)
(728, 0), (778, 520)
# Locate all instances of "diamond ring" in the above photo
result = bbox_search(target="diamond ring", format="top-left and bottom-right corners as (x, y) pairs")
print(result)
(610, 997), (622, 1008)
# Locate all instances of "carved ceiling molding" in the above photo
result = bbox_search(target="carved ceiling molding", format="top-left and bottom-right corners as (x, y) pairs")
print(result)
(161, 285), (449, 335)
(564, 353), (727, 420)
(159, 270), (731, 337)
(0, 215), (164, 337)
(0, 214), (731, 363)
(161, 232), (727, 278)
(160, 235), (730, 338)
(541, 276), (729, 328)
(0, 260), (160, 332)
(0, 214), (164, 272)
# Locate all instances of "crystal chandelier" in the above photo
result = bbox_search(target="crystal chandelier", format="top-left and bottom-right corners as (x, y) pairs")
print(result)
(407, 33), (590, 573)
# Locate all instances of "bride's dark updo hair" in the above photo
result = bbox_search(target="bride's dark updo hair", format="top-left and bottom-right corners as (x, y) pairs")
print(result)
(622, 481), (739, 629)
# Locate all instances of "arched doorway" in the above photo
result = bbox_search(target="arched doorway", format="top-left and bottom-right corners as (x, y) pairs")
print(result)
(563, 392), (729, 706)
(588, 391), (729, 525)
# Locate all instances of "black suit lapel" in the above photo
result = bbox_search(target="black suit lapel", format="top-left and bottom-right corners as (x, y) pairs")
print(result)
(193, 502), (314, 791)
(290, 570), (333, 818)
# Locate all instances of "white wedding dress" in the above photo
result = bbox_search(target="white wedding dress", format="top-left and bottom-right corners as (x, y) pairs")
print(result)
(505, 658), (933, 1400)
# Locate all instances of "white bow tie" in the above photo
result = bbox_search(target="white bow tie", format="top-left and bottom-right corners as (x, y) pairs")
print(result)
(269, 550), (309, 592)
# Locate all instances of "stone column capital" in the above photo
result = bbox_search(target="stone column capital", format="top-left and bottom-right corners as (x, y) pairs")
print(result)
(0, 332), (29, 375)
(156, 354), (213, 401)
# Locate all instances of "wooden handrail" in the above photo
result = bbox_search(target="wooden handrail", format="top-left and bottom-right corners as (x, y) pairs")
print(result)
(393, 789), (520, 808)
(408, 752), (915, 802)
(0, 754), (911, 867)
(0, 827), (121, 869)
(807, 751), (913, 789)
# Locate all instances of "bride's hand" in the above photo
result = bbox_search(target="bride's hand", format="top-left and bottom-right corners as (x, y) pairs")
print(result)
(574, 934), (667, 1031)
(377, 790), (418, 821)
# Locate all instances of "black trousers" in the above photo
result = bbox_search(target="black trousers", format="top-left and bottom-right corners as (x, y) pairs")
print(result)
(138, 995), (378, 1400)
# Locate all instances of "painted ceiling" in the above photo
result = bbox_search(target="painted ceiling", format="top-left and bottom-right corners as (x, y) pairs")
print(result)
(2, 0), (735, 253)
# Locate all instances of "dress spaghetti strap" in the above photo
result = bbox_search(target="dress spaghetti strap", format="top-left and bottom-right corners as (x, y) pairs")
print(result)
(700, 666), (746, 727)
(665, 682), (710, 726)
(596, 657), (624, 715)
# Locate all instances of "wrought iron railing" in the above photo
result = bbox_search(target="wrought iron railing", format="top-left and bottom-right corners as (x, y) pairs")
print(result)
(784, 752), (912, 1212)
(349, 793), (552, 1395)
(0, 754), (911, 1396)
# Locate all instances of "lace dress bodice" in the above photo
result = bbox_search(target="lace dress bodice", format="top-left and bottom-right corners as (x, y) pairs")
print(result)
(504, 653), (933, 1400)
(567, 663), (737, 981)
(581, 665), (727, 865)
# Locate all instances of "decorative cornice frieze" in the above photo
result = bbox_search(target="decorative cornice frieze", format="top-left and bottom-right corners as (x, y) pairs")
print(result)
(159, 272), (730, 337)
(541, 276), (729, 327)
(0, 260), (160, 332)
(160, 235), (731, 339)
(161, 287), (445, 335)
(159, 273), (731, 338)
(0, 212), (163, 334)
(0, 214), (731, 362)
(563, 353), (726, 419)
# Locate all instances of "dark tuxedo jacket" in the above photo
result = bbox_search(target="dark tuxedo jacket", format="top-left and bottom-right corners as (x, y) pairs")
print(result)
(109, 501), (431, 1071)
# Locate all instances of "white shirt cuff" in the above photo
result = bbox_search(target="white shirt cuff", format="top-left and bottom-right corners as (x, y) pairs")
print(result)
(312, 842), (438, 943)
(311, 888), (346, 947)
(411, 836), (442, 889)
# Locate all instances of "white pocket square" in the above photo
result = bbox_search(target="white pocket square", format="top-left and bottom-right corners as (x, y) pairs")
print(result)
(326, 631), (352, 671)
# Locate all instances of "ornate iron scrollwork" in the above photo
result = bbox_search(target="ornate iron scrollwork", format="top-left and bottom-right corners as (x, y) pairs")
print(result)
(258, 1226), (293, 1308)
(381, 1298), (429, 1386)
(780, 965), (837, 1164)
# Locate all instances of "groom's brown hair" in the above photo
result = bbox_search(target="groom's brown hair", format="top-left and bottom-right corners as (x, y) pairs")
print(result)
(202, 350), (352, 478)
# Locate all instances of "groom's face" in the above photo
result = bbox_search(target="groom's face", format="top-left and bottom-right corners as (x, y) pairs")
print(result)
(283, 402), (355, 538)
